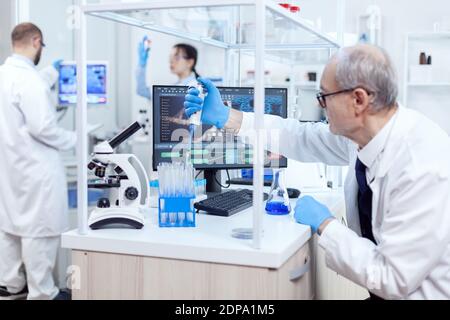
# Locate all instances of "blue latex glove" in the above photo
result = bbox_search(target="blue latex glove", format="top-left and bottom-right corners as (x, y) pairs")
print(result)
(138, 36), (150, 67)
(294, 196), (333, 234)
(53, 59), (63, 71)
(136, 65), (151, 99)
(184, 78), (231, 129)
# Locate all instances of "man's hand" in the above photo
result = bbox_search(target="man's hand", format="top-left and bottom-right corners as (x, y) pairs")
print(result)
(294, 196), (334, 235)
(53, 59), (63, 71)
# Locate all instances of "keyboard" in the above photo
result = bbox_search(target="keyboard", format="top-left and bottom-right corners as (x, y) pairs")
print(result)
(194, 189), (269, 217)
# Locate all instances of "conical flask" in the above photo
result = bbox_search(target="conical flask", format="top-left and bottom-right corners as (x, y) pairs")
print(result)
(265, 169), (291, 215)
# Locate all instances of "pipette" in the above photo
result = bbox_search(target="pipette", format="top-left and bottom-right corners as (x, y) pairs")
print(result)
(186, 81), (207, 164)
(187, 80), (206, 128)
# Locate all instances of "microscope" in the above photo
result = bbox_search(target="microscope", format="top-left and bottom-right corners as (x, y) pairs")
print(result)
(87, 122), (150, 230)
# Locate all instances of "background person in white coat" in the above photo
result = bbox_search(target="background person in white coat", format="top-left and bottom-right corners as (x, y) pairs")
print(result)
(136, 37), (200, 100)
(0, 23), (76, 300)
(184, 44), (450, 300)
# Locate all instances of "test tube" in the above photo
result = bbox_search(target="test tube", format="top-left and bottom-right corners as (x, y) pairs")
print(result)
(178, 212), (186, 226)
(161, 213), (168, 225)
(187, 199), (195, 224)
(158, 162), (196, 227)
(160, 198), (168, 225)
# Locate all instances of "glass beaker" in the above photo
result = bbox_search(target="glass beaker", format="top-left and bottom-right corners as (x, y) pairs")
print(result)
(265, 169), (291, 215)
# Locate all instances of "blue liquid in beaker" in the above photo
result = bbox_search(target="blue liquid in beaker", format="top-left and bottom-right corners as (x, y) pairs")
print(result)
(265, 201), (291, 215)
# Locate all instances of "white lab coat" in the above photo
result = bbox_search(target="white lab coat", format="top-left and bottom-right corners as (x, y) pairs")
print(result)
(238, 106), (450, 299)
(0, 231), (60, 300)
(0, 55), (77, 238)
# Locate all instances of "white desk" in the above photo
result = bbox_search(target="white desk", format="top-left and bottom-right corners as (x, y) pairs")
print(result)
(62, 188), (344, 300)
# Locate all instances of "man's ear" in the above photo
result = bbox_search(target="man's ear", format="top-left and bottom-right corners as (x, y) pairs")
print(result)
(31, 37), (40, 49)
(352, 88), (371, 115)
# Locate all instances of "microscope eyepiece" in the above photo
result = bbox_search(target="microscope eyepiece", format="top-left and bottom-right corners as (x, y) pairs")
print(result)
(108, 121), (142, 150)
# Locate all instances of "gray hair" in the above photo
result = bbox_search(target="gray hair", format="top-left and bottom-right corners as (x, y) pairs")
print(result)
(334, 45), (398, 112)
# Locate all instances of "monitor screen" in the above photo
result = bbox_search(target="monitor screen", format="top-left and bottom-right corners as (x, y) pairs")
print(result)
(58, 62), (108, 105)
(153, 86), (288, 170)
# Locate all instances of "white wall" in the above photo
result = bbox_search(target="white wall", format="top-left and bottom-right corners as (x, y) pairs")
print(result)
(344, 0), (450, 101)
(18, 0), (127, 145)
(0, 0), (15, 63)
(24, 0), (77, 135)
(27, 0), (74, 69)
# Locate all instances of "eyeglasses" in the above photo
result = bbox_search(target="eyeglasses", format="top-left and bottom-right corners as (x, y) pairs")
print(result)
(316, 88), (372, 108)
(316, 89), (355, 108)
(40, 40), (46, 48)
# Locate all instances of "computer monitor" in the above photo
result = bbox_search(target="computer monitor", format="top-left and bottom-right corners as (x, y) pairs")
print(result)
(153, 85), (288, 192)
(58, 61), (108, 105)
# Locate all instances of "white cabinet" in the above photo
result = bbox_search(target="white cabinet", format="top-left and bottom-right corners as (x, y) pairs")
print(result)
(403, 33), (450, 135)
(71, 243), (313, 300)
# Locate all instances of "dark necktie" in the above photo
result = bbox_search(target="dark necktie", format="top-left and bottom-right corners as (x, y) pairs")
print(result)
(356, 158), (384, 300)
(355, 158), (376, 244)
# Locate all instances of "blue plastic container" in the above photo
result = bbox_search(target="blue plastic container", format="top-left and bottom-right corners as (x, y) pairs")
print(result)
(241, 169), (274, 180)
(158, 196), (196, 228)
(241, 169), (254, 179)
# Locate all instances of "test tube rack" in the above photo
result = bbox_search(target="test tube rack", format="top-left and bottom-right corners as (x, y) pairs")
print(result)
(158, 196), (196, 228)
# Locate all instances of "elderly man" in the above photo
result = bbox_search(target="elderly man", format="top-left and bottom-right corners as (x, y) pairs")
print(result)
(184, 44), (450, 300)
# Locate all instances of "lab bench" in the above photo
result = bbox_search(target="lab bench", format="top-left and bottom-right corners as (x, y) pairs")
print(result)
(61, 189), (344, 300)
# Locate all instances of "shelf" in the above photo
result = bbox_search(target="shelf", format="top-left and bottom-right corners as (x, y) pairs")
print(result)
(404, 32), (450, 136)
(408, 32), (450, 41)
(272, 82), (318, 90)
(407, 82), (450, 87)
(241, 48), (332, 65)
(296, 82), (318, 88)
(83, 0), (339, 63)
